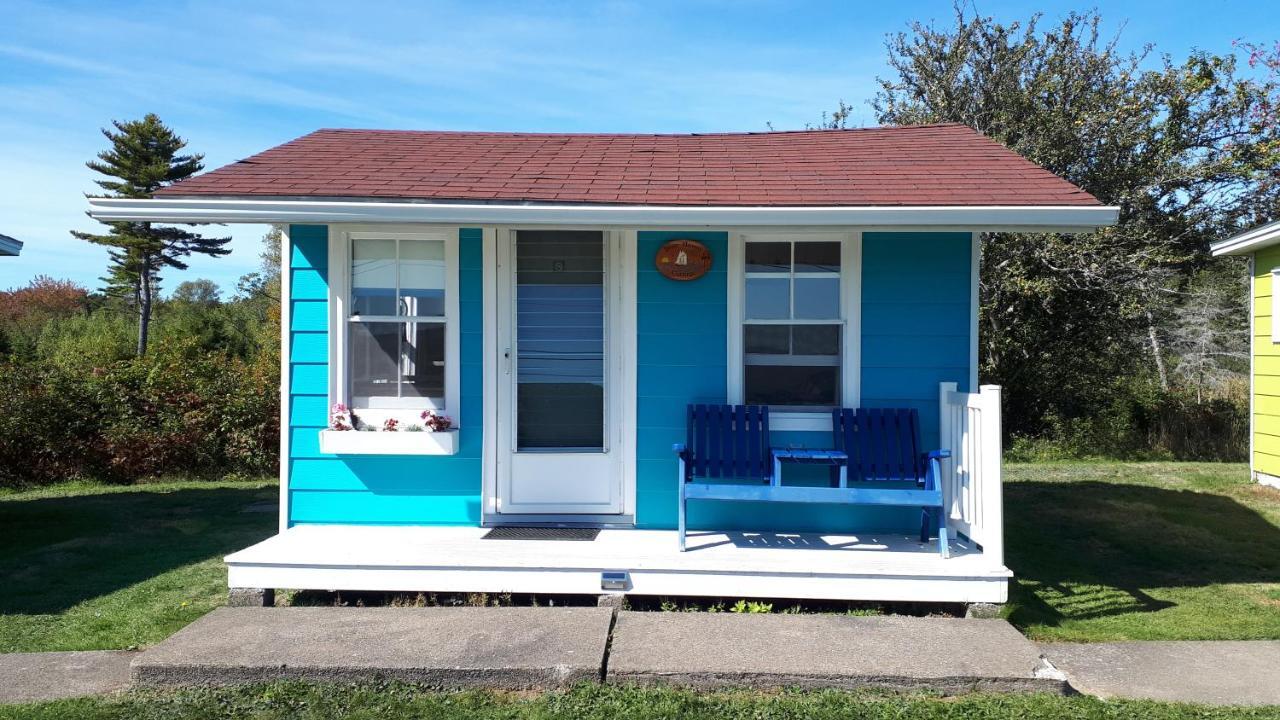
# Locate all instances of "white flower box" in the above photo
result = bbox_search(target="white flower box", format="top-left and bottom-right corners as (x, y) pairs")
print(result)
(318, 429), (459, 456)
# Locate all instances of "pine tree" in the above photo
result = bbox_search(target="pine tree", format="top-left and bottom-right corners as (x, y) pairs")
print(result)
(73, 114), (230, 355)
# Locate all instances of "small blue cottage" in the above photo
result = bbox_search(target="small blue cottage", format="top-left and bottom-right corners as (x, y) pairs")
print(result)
(90, 124), (1116, 604)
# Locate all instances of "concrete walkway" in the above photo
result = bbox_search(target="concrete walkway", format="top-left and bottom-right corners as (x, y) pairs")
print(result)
(608, 612), (1064, 693)
(1041, 641), (1280, 707)
(126, 607), (1062, 693)
(0, 651), (133, 704)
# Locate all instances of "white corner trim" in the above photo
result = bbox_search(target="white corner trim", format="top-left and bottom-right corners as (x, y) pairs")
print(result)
(1212, 219), (1280, 256)
(278, 224), (292, 533)
(87, 197), (1119, 232)
(970, 232), (981, 392)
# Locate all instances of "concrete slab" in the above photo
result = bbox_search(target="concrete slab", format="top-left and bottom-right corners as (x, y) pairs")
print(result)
(0, 651), (133, 704)
(1042, 641), (1280, 706)
(607, 612), (1065, 693)
(132, 606), (613, 689)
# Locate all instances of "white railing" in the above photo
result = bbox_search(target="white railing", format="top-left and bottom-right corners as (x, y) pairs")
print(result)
(938, 383), (1004, 566)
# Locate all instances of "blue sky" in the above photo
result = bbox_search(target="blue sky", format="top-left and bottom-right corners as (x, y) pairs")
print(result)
(0, 0), (1275, 295)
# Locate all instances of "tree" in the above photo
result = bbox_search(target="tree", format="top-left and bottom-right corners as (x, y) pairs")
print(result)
(863, 6), (1280, 440)
(72, 114), (231, 355)
(171, 279), (222, 306)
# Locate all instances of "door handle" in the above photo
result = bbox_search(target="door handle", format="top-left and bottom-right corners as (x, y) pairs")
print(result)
(503, 348), (512, 375)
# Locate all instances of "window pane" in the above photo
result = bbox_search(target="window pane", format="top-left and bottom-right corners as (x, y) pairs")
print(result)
(794, 241), (841, 272)
(794, 277), (840, 319)
(349, 321), (445, 402)
(745, 364), (840, 406)
(402, 323), (445, 398)
(744, 324), (789, 354)
(349, 321), (401, 399)
(745, 277), (790, 319)
(352, 238), (397, 316)
(399, 240), (446, 317)
(745, 242), (790, 273)
(793, 324), (841, 355)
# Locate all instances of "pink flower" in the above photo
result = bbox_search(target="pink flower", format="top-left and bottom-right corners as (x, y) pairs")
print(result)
(382, 417), (400, 432)
(329, 403), (353, 431)
(420, 409), (454, 432)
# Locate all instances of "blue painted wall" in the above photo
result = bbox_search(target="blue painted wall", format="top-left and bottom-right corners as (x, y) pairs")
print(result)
(632, 231), (971, 532)
(286, 227), (971, 532)
(861, 232), (973, 449)
(286, 225), (484, 526)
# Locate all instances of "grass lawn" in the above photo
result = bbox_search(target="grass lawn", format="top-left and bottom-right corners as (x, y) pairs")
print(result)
(0, 479), (277, 653)
(1005, 462), (1280, 642)
(3, 683), (1278, 720)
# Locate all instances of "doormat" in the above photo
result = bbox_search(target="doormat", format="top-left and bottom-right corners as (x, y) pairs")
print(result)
(483, 527), (600, 541)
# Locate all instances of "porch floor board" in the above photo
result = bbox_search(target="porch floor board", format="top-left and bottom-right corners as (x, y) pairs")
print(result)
(226, 526), (1012, 603)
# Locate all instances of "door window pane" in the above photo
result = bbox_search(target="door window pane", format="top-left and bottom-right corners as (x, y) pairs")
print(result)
(352, 239), (397, 315)
(515, 230), (605, 450)
(399, 240), (446, 316)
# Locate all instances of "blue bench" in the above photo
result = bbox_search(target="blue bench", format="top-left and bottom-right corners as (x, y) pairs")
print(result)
(673, 404), (951, 556)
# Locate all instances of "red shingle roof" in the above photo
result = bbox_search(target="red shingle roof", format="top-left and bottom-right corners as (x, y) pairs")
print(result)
(156, 124), (1101, 207)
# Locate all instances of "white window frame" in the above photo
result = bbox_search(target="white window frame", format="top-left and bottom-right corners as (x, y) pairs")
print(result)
(328, 225), (460, 425)
(727, 231), (860, 432)
(1272, 268), (1280, 344)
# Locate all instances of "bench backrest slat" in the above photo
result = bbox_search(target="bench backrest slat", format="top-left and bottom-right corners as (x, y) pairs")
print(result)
(686, 404), (771, 482)
(834, 407), (924, 484)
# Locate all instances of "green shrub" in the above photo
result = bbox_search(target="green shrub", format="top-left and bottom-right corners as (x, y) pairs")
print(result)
(0, 338), (278, 488)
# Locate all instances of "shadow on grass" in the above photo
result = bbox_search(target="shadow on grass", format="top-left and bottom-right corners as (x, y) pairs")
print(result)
(0, 486), (276, 614)
(1004, 480), (1280, 629)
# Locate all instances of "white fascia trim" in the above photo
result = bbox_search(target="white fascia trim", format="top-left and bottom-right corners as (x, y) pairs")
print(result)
(87, 197), (1119, 232)
(1212, 219), (1280, 256)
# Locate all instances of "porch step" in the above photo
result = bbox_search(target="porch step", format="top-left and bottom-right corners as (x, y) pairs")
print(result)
(129, 607), (1064, 695)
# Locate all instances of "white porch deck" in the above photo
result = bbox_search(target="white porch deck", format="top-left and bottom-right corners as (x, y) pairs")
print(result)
(226, 525), (1012, 603)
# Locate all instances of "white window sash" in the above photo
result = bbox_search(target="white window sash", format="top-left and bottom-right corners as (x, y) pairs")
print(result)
(728, 232), (860, 430)
(328, 225), (460, 422)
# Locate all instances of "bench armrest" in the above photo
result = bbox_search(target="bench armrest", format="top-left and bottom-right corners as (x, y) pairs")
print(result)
(921, 449), (951, 491)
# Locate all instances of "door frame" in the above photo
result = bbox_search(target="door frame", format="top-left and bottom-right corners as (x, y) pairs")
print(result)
(481, 226), (637, 526)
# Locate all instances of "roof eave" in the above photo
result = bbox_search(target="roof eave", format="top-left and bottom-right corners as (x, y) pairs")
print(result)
(88, 197), (1119, 233)
(0, 234), (22, 256)
(1211, 220), (1280, 256)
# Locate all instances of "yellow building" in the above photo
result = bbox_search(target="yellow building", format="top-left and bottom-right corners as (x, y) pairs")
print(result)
(1213, 220), (1280, 488)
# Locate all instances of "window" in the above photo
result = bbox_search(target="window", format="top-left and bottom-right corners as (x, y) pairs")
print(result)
(740, 237), (846, 409)
(334, 229), (459, 417)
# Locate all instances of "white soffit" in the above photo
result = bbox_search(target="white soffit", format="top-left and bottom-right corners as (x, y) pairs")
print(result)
(1212, 219), (1280, 256)
(88, 197), (1119, 232)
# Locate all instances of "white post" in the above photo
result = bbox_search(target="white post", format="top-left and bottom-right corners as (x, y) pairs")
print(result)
(979, 384), (1004, 567)
(938, 382), (958, 525)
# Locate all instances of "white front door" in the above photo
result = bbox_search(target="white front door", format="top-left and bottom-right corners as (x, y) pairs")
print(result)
(494, 229), (624, 515)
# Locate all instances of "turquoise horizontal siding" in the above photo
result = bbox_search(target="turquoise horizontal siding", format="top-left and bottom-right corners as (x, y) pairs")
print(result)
(861, 232), (972, 450)
(286, 225), (484, 527)
(634, 230), (971, 533)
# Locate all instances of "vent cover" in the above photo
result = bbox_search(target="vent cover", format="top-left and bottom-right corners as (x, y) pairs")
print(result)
(483, 527), (600, 541)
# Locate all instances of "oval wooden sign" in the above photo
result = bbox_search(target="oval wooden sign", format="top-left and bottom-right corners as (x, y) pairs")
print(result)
(655, 239), (713, 281)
